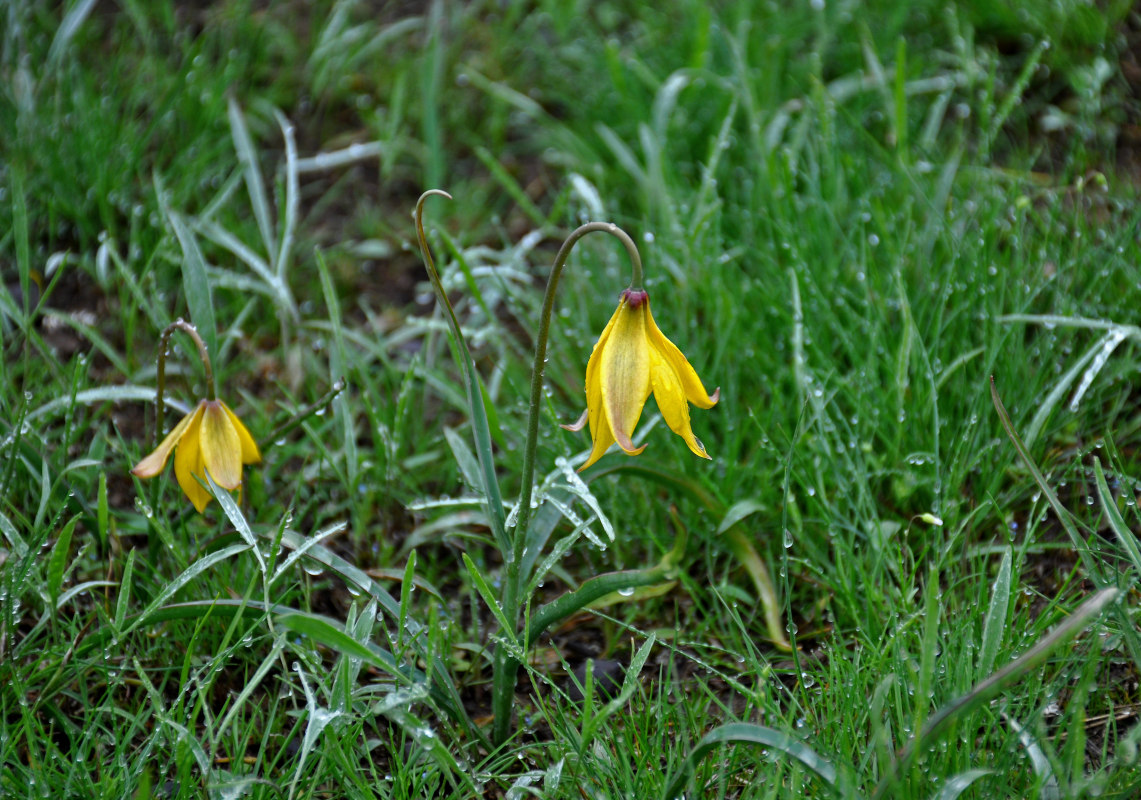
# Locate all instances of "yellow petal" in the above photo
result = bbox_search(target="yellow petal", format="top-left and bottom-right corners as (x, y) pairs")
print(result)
(200, 401), (243, 490)
(584, 302), (623, 398)
(560, 408), (589, 432)
(600, 300), (651, 455)
(644, 300), (719, 409)
(174, 406), (213, 513)
(579, 414), (616, 472)
(650, 349), (710, 460)
(222, 402), (261, 464)
(130, 404), (201, 479)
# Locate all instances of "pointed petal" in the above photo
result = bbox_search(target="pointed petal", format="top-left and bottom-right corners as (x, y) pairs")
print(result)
(222, 402), (261, 464)
(583, 301), (622, 432)
(174, 406), (212, 512)
(560, 408), (589, 432)
(578, 416), (617, 471)
(644, 300), (719, 408)
(600, 301), (651, 454)
(584, 302), (624, 395)
(130, 404), (201, 478)
(200, 401), (243, 490)
(576, 299), (624, 463)
(650, 349), (711, 460)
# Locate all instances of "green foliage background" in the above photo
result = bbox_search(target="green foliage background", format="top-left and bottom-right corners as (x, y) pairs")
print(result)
(2, 0), (1140, 797)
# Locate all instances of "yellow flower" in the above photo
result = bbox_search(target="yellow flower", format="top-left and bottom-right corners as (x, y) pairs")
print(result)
(565, 289), (719, 471)
(131, 399), (261, 513)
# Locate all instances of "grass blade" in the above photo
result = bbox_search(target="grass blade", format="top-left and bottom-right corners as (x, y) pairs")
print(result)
(977, 547), (1012, 679)
(46, 515), (79, 605)
(121, 544), (251, 637)
(874, 586), (1120, 799)
(114, 549), (137, 634)
(1092, 457), (1141, 578)
(662, 722), (839, 800)
(227, 97), (277, 267)
(164, 207), (218, 359)
(931, 769), (993, 800)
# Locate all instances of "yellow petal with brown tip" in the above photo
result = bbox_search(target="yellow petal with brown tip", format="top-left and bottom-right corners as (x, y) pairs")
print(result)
(130, 402), (202, 479)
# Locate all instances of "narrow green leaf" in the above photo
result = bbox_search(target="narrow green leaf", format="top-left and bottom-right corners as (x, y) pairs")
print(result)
(978, 547), (1012, 679)
(0, 509), (28, 559)
(462, 553), (517, 650)
(1022, 330), (1124, 448)
(444, 427), (483, 491)
(96, 471), (109, 551)
(115, 549), (137, 634)
(990, 379), (1101, 581)
(398, 550), (416, 653)
(10, 167), (31, 324)
(213, 634), (286, 746)
(121, 543), (250, 637)
(931, 769), (993, 800)
(584, 635), (656, 743)
(416, 194), (508, 555)
(716, 499), (766, 535)
(278, 612), (405, 680)
(47, 0), (99, 67)
(227, 97), (277, 267)
(165, 208), (218, 359)
(874, 587), (1120, 800)
(662, 722), (838, 800)
(273, 109), (299, 285)
(209, 473), (266, 575)
(1092, 457), (1141, 578)
(47, 515), (80, 603)
(55, 580), (117, 609)
(27, 385), (188, 423)
(270, 527), (402, 620)
(473, 145), (546, 226)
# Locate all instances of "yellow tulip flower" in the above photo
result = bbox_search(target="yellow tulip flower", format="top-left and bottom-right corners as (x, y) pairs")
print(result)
(565, 288), (718, 471)
(132, 399), (261, 513)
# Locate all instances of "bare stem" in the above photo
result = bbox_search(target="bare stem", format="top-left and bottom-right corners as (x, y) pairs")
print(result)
(154, 319), (215, 446)
(513, 222), (643, 549)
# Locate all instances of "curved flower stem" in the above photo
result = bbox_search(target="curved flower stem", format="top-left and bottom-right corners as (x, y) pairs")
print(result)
(412, 195), (647, 748)
(153, 319), (215, 448)
(513, 222), (643, 553)
(489, 221), (642, 746)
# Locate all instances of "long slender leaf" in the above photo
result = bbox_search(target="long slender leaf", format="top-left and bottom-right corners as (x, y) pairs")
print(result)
(662, 722), (839, 800)
(27, 385), (189, 423)
(164, 208), (218, 359)
(977, 547), (1012, 679)
(46, 515), (79, 604)
(873, 586), (1120, 799)
(415, 193), (508, 555)
(270, 527), (402, 621)
(931, 770), (993, 800)
(227, 97), (277, 267)
(1092, 457), (1141, 578)
(120, 544), (250, 637)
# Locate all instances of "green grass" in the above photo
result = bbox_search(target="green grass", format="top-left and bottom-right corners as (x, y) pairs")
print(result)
(3, 0), (1141, 797)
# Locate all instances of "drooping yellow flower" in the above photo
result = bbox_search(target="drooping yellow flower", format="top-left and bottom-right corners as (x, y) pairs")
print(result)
(565, 288), (719, 471)
(131, 399), (261, 513)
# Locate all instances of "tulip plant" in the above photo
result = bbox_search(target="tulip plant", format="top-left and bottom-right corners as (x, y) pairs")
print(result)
(415, 191), (719, 746)
(131, 319), (261, 512)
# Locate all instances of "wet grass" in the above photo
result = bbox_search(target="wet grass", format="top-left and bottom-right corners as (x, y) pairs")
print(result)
(2, 0), (1141, 797)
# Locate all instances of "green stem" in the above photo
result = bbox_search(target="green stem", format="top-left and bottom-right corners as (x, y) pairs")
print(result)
(412, 196), (647, 747)
(513, 222), (643, 557)
(153, 319), (215, 447)
(491, 222), (642, 746)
